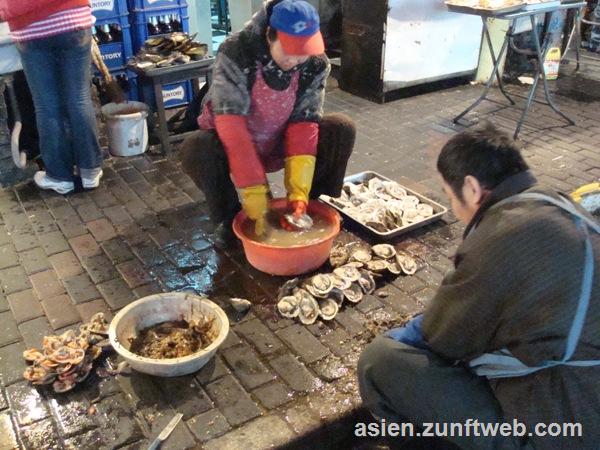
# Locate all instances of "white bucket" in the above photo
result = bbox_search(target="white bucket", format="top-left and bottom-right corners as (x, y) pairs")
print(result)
(101, 101), (149, 157)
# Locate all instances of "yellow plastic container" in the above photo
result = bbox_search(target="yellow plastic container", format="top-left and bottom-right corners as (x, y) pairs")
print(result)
(544, 47), (561, 80)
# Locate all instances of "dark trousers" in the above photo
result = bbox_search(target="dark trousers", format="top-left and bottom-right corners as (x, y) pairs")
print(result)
(358, 336), (526, 450)
(180, 113), (356, 224)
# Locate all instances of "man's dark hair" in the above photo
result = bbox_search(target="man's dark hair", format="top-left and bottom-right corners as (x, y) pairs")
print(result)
(267, 26), (278, 42)
(437, 123), (529, 200)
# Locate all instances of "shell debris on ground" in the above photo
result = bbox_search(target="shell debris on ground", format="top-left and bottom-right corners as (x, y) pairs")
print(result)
(22, 313), (111, 393)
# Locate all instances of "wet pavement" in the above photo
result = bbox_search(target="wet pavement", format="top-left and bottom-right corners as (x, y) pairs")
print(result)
(0, 56), (599, 449)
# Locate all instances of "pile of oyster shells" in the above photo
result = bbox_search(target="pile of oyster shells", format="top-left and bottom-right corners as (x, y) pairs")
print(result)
(277, 242), (419, 324)
(22, 313), (110, 393)
(325, 177), (435, 232)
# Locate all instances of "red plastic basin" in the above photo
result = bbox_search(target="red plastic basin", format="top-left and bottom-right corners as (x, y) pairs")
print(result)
(232, 199), (341, 276)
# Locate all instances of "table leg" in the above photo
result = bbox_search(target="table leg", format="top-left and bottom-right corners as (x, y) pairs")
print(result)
(453, 18), (512, 123)
(575, 9), (581, 72)
(153, 80), (171, 154)
(483, 19), (515, 105)
(530, 15), (575, 126)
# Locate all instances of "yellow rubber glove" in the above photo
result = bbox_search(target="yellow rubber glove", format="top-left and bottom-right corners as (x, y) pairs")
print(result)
(284, 155), (316, 204)
(239, 184), (269, 236)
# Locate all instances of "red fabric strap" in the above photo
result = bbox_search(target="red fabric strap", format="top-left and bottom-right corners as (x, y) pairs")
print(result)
(285, 122), (319, 157)
(214, 115), (267, 189)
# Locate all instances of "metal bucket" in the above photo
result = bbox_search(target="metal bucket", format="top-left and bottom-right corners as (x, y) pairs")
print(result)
(101, 101), (149, 157)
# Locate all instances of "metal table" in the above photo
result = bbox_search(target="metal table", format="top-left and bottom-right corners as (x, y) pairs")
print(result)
(451, 2), (586, 139)
(132, 57), (215, 154)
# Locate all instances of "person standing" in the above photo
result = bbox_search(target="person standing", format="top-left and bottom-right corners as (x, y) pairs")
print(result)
(181, 0), (355, 237)
(0, 0), (103, 194)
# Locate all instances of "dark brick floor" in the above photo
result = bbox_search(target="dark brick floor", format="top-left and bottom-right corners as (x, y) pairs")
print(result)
(0, 56), (598, 449)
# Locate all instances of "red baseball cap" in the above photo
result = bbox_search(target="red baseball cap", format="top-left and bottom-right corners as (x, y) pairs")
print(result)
(269, 0), (325, 56)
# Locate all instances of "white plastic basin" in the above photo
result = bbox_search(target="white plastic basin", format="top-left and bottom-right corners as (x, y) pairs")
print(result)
(108, 293), (229, 377)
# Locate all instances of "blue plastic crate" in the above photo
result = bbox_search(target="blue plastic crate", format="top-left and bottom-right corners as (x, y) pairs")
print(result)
(91, 0), (128, 22)
(94, 25), (134, 72)
(129, 6), (189, 51)
(128, 0), (187, 10)
(141, 80), (192, 108)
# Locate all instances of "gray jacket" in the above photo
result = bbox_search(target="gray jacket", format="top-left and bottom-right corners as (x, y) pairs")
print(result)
(422, 171), (600, 449)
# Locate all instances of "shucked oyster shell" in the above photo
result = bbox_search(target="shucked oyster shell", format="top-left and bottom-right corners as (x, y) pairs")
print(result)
(343, 283), (364, 303)
(330, 274), (352, 291)
(277, 295), (300, 318)
(305, 274), (333, 298)
(358, 270), (376, 295)
(318, 298), (339, 321)
(333, 265), (362, 282)
(396, 252), (418, 275)
(296, 289), (320, 325)
(347, 242), (372, 264)
(365, 259), (389, 273)
(372, 244), (396, 259)
(329, 243), (349, 268)
(278, 278), (300, 301)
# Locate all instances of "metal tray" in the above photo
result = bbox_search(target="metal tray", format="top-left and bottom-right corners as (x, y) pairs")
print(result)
(129, 57), (215, 77)
(319, 171), (448, 240)
(445, 1), (525, 16)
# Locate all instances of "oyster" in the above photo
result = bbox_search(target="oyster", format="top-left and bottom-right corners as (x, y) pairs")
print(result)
(229, 298), (252, 313)
(383, 181), (407, 199)
(328, 287), (345, 305)
(402, 208), (420, 225)
(296, 289), (320, 325)
(386, 260), (403, 275)
(305, 274), (333, 297)
(318, 298), (339, 321)
(277, 278), (300, 301)
(396, 252), (418, 275)
(365, 259), (388, 273)
(344, 261), (364, 269)
(417, 203), (434, 218)
(333, 265), (362, 282)
(329, 243), (349, 268)
(330, 274), (352, 291)
(347, 243), (372, 263)
(277, 295), (300, 318)
(372, 244), (396, 259)
(358, 270), (376, 295)
(343, 283), (364, 303)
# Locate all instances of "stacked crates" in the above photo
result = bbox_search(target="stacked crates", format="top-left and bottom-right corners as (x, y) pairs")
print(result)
(91, 0), (138, 101)
(128, 0), (192, 107)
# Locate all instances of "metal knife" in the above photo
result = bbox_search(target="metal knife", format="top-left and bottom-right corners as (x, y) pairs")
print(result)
(147, 412), (183, 450)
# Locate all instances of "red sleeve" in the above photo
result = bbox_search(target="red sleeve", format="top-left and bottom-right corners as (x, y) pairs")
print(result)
(285, 122), (318, 158)
(214, 115), (267, 189)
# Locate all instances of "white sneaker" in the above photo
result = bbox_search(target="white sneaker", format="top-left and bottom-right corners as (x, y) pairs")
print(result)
(33, 171), (74, 194)
(82, 170), (103, 189)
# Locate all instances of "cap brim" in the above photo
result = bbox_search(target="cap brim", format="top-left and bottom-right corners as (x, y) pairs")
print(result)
(277, 30), (325, 56)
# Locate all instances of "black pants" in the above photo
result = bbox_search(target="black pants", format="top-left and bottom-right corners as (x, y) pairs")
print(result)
(358, 337), (525, 450)
(180, 113), (356, 224)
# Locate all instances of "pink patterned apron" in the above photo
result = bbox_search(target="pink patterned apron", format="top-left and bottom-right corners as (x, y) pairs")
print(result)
(199, 63), (300, 172)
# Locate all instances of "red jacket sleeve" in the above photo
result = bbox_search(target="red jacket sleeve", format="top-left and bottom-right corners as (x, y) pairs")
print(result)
(214, 115), (267, 188)
(285, 122), (318, 158)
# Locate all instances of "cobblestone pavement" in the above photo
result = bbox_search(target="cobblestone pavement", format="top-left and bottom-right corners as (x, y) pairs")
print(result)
(0, 60), (599, 450)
